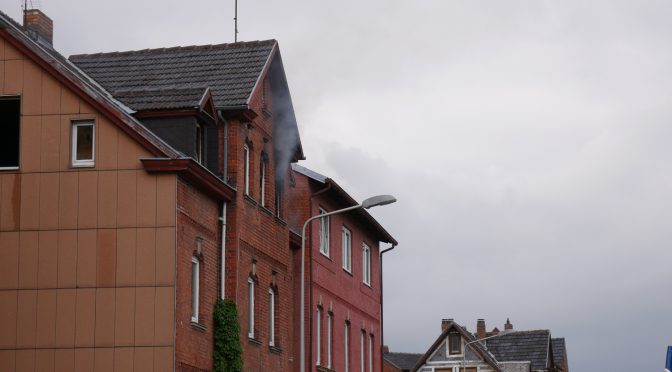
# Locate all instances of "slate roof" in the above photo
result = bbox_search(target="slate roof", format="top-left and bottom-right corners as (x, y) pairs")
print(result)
(69, 40), (277, 109)
(551, 338), (566, 369)
(0, 10), (179, 159)
(384, 352), (423, 371)
(486, 330), (550, 371)
(291, 164), (397, 245)
(110, 86), (209, 111)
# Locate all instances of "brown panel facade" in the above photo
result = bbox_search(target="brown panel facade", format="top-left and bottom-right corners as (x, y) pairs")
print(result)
(0, 30), (176, 372)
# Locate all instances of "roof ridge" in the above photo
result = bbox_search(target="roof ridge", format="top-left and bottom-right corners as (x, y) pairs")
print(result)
(69, 39), (277, 59)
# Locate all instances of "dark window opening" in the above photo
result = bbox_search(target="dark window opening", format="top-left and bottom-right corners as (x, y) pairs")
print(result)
(0, 97), (20, 168)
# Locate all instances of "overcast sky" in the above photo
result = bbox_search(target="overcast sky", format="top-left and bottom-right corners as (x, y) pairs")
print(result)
(4, 0), (672, 371)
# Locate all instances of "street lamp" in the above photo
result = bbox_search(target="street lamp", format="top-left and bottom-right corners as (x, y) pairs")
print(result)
(462, 329), (513, 372)
(299, 195), (396, 372)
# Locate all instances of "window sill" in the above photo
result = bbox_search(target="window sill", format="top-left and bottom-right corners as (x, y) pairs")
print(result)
(190, 321), (207, 332)
(243, 194), (257, 206)
(269, 345), (283, 354)
(248, 337), (262, 346)
(319, 251), (331, 260)
(274, 216), (287, 226)
(259, 205), (273, 217)
(316, 366), (335, 372)
(0, 166), (19, 172)
(71, 163), (95, 169)
(342, 268), (353, 276)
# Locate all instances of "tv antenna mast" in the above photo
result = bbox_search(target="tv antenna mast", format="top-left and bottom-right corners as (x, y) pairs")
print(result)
(234, 0), (239, 42)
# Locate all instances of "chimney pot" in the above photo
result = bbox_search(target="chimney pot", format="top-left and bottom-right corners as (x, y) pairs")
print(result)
(505, 318), (513, 330)
(382, 345), (389, 354)
(441, 319), (453, 332)
(476, 319), (486, 340)
(23, 9), (53, 46)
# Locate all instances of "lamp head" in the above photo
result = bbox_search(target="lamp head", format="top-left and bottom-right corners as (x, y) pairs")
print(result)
(361, 195), (397, 209)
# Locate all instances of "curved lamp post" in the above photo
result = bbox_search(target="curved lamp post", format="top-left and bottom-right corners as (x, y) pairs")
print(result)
(462, 329), (513, 372)
(299, 195), (396, 372)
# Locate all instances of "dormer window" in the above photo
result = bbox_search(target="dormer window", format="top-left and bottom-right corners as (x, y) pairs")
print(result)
(195, 123), (204, 164)
(448, 332), (462, 355)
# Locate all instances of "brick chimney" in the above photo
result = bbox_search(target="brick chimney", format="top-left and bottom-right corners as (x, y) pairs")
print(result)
(441, 319), (453, 332)
(23, 9), (53, 45)
(504, 318), (513, 330)
(476, 319), (486, 340)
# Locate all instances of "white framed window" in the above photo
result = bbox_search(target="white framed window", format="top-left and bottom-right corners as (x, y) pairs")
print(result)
(195, 122), (204, 164)
(191, 257), (199, 323)
(319, 208), (330, 257)
(243, 144), (250, 195)
(268, 287), (276, 346)
(368, 334), (373, 372)
(360, 330), (366, 372)
(248, 277), (255, 338)
(260, 159), (267, 207)
(362, 243), (371, 286)
(327, 312), (333, 368)
(0, 96), (20, 169)
(344, 322), (350, 372)
(342, 227), (352, 272)
(316, 307), (322, 365)
(71, 120), (95, 167)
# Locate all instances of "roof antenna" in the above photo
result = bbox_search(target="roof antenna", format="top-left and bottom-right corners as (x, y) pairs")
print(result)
(234, 0), (239, 42)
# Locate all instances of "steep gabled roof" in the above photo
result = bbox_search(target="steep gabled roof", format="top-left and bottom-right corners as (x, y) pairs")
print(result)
(0, 10), (179, 159)
(69, 40), (276, 109)
(412, 320), (502, 372)
(292, 164), (397, 245)
(0, 10), (234, 201)
(384, 352), (423, 371)
(551, 337), (567, 370)
(486, 330), (551, 371)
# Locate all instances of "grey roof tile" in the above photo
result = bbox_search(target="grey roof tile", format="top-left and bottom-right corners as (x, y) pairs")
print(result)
(551, 337), (566, 369)
(486, 330), (550, 371)
(384, 352), (424, 370)
(69, 40), (276, 109)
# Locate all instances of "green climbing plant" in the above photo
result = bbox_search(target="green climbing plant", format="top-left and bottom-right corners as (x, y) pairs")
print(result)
(213, 299), (244, 372)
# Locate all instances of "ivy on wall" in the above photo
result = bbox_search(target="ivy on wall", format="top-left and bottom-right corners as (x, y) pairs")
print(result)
(213, 299), (244, 372)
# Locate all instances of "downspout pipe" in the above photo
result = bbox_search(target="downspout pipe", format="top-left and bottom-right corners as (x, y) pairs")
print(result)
(380, 242), (396, 372)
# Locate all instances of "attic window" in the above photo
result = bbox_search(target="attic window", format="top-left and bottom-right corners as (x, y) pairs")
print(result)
(195, 123), (204, 164)
(71, 120), (95, 167)
(448, 332), (462, 355)
(0, 96), (20, 169)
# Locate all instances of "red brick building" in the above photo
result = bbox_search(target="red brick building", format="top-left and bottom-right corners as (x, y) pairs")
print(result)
(0, 7), (397, 372)
(288, 165), (397, 372)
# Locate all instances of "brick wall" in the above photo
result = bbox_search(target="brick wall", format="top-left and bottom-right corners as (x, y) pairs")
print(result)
(226, 75), (296, 372)
(174, 178), (221, 371)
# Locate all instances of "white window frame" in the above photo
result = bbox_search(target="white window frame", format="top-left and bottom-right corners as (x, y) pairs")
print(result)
(191, 257), (199, 323)
(260, 159), (267, 207)
(362, 243), (371, 286)
(316, 307), (322, 365)
(360, 330), (366, 372)
(71, 120), (95, 167)
(344, 322), (350, 372)
(327, 312), (333, 368)
(268, 287), (275, 346)
(248, 277), (255, 338)
(368, 333), (373, 372)
(319, 208), (330, 257)
(342, 227), (352, 272)
(243, 144), (250, 195)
